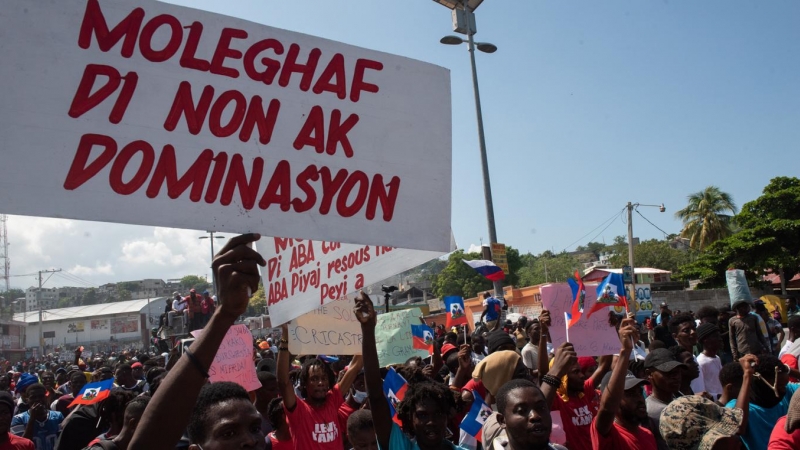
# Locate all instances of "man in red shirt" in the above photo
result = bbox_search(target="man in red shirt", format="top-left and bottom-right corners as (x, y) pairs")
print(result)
(184, 289), (204, 331)
(590, 318), (657, 450)
(277, 324), (363, 450)
(0, 391), (33, 450)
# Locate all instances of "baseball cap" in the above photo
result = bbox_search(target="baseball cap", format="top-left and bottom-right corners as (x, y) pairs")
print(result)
(441, 343), (457, 357)
(660, 395), (743, 450)
(190, 288), (196, 293)
(696, 323), (719, 343)
(131, 362), (142, 369)
(173, 291), (179, 296)
(598, 370), (649, 394)
(644, 348), (687, 373)
(257, 358), (276, 374)
(202, 290), (209, 295)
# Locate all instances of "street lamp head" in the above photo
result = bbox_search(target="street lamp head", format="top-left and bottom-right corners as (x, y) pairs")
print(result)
(432, 0), (485, 11)
(475, 42), (498, 53)
(440, 35), (465, 45)
(659, 203), (666, 213)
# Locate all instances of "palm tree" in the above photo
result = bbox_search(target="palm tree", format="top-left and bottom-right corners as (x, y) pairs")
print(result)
(675, 186), (737, 251)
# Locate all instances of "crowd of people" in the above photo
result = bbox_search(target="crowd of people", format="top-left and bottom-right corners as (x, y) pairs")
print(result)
(0, 234), (798, 450)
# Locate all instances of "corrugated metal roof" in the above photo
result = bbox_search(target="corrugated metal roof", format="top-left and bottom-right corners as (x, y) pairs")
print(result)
(597, 268), (671, 274)
(13, 298), (165, 323)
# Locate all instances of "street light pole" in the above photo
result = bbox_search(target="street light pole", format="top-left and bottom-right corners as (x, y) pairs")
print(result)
(438, 1), (504, 299)
(625, 202), (665, 316)
(199, 232), (225, 298)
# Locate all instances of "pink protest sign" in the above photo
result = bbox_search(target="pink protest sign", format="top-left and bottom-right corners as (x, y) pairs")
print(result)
(192, 324), (260, 391)
(539, 283), (621, 357)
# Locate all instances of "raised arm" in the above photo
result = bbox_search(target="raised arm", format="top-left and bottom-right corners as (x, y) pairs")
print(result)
(734, 354), (757, 435)
(537, 310), (551, 385)
(277, 323), (297, 411)
(589, 355), (613, 389)
(594, 318), (637, 436)
(129, 234), (265, 450)
(540, 342), (577, 406)
(337, 355), (364, 394)
(355, 292), (392, 450)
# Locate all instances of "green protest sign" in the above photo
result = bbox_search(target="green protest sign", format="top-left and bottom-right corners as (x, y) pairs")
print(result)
(375, 308), (429, 366)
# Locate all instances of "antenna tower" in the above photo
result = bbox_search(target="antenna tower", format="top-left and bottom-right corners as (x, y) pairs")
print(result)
(0, 215), (8, 293)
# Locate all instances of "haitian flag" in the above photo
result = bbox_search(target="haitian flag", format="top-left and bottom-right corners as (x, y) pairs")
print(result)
(586, 272), (628, 318)
(444, 296), (468, 328)
(68, 379), (114, 407)
(460, 390), (492, 444)
(462, 259), (505, 281)
(565, 270), (586, 328)
(411, 324), (435, 353)
(382, 367), (408, 426)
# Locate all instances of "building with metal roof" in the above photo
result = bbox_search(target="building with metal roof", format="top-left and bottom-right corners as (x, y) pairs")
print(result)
(13, 298), (166, 352)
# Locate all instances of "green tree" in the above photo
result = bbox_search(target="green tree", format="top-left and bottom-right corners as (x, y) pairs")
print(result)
(432, 250), (493, 299)
(678, 177), (800, 292)
(609, 239), (692, 273)
(248, 283), (266, 316)
(115, 287), (132, 302)
(675, 186), (738, 251)
(81, 288), (98, 305)
(180, 275), (210, 292)
(516, 253), (582, 287)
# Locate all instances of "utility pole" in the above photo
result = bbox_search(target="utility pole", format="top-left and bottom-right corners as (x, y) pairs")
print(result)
(0, 215), (9, 294)
(626, 203), (636, 315)
(37, 269), (61, 358)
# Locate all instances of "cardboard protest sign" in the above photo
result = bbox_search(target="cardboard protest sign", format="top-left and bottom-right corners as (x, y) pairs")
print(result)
(540, 283), (621, 357)
(287, 297), (362, 355)
(0, 0), (452, 252)
(258, 237), (447, 324)
(192, 324), (260, 391)
(375, 308), (429, 366)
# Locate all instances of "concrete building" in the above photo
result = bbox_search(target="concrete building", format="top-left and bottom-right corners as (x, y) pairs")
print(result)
(13, 298), (165, 353)
(24, 287), (59, 311)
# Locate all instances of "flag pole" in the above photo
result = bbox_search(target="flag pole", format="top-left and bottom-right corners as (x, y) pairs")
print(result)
(564, 312), (570, 343)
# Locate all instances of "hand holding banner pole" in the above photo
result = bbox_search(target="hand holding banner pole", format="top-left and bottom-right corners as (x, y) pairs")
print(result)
(564, 312), (570, 343)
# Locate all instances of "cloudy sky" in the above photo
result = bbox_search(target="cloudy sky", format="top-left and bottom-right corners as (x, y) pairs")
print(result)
(3, 0), (798, 290)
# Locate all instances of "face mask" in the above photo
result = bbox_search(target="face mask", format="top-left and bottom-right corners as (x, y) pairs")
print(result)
(352, 389), (368, 404)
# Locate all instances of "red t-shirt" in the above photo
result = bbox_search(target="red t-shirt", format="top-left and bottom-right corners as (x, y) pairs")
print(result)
(781, 354), (799, 383)
(768, 416), (800, 449)
(285, 385), (345, 450)
(268, 433), (294, 450)
(590, 418), (657, 450)
(0, 433), (35, 450)
(550, 378), (599, 450)
(337, 401), (357, 441)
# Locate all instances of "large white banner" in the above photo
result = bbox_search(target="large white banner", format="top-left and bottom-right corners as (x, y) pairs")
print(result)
(258, 236), (448, 324)
(0, 0), (452, 252)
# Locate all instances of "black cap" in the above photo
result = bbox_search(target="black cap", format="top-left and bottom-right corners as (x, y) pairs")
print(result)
(644, 348), (687, 372)
(598, 371), (649, 394)
(696, 323), (719, 342)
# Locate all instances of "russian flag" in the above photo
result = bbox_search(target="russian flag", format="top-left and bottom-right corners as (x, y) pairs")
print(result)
(68, 379), (114, 407)
(462, 259), (506, 282)
(383, 367), (408, 426)
(586, 272), (628, 318)
(444, 296), (468, 328)
(565, 270), (586, 328)
(411, 324), (435, 353)
(460, 390), (492, 443)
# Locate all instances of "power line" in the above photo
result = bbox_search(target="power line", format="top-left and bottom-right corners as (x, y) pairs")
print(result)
(54, 272), (96, 288)
(58, 271), (98, 287)
(634, 208), (671, 238)
(561, 207), (626, 252)
(585, 213), (624, 247)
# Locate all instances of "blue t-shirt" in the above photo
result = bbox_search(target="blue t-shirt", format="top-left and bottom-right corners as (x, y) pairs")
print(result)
(725, 382), (798, 450)
(379, 422), (466, 450)
(11, 410), (63, 450)
(484, 297), (502, 322)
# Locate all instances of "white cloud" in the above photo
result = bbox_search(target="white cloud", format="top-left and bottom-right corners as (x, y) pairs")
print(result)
(4, 216), (235, 289)
(466, 243), (482, 254)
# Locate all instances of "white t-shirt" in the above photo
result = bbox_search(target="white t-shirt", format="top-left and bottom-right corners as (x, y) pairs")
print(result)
(172, 298), (186, 312)
(697, 353), (723, 398)
(689, 354), (706, 394)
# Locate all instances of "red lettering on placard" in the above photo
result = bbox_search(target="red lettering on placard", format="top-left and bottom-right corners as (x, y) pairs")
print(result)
(146, 146), (213, 201)
(351, 59), (383, 102)
(293, 106), (325, 153)
(326, 110), (359, 157)
(293, 107), (359, 157)
(78, 0), (144, 58)
(220, 154), (263, 210)
(164, 81), (214, 135)
(180, 22), (211, 71)
(139, 14), (183, 62)
(208, 90), (247, 137)
(258, 160), (291, 211)
(63, 134), (118, 190)
(312, 53), (347, 100)
(62, 136), (401, 221)
(243, 39), (284, 84)
(210, 28), (248, 78)
(279, 44), (321, 92)
(68, 64), (138, 124)
(109, 140), (155, 195)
